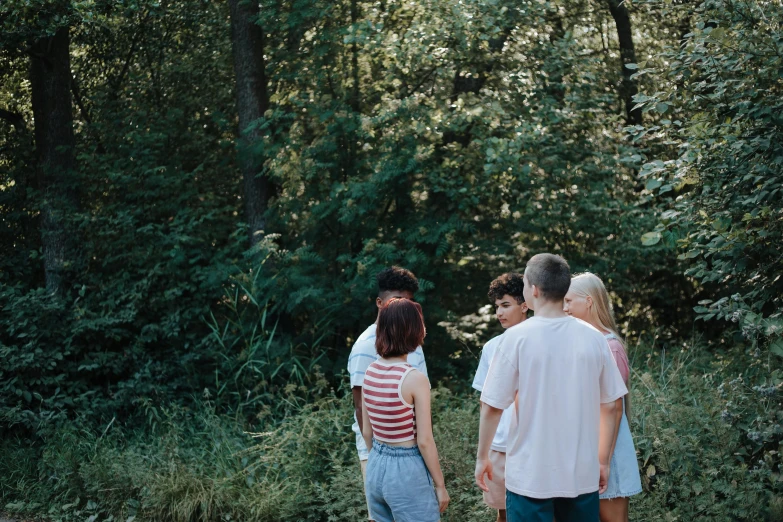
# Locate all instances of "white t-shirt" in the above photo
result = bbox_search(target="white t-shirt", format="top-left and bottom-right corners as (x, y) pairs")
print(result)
(480, 316), (627, 499)
(472, 334), (515, 453)
(348, 324), (428, 448)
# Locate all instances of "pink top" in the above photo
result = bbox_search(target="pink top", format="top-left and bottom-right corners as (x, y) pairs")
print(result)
(606, 335), (630, 384)
(363, 361), (417, 443)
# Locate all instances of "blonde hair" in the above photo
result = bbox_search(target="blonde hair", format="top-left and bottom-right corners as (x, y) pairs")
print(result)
(569, 272), (624, 346)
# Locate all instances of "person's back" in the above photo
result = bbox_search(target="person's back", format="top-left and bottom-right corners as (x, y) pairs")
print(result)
(498, 315), (618, 497)
(347, 267), (427, 522)
(475, 253), (627, 522)
(361, 298), (449, 522)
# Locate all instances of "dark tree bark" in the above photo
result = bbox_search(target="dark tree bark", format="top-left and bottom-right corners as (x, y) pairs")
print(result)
(546, 10), (567, 103)
(349, 0), (361, 113)
(605, 0), (642, 125)
(29, 26), (80, 295)
(229, 0), (272, 246)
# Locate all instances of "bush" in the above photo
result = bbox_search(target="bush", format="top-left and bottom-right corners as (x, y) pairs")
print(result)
(629, 343), (778, 520)
(2, 341), (781, 521)
(635, 0), (783, 353)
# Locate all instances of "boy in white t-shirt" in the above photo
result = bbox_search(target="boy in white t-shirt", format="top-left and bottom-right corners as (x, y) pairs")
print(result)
(475, 254), (627, 522)
(347, 267), (428, 521)
(473, 273), (528, 522)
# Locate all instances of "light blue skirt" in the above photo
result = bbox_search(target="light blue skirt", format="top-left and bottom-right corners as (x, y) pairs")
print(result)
(600, 410), (642, 500)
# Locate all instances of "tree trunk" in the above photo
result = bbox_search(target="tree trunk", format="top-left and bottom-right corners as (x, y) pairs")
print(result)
(29, 26), (79, 296)
(349, 0), (361, 113)
(547, 9), (567, 104)
(605, 0), (642, 125)
(228, 0), (272, 246)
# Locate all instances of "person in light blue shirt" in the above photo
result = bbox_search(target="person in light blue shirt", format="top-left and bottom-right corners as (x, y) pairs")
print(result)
(473, 272), (529, 522)
(347, 267), (428, 521)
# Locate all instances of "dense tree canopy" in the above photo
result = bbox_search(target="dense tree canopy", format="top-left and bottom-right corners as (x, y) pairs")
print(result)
(0, 0), (779, 432)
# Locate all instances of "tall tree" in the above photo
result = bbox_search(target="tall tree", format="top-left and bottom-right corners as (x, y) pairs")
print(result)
(605, 0), (641, 125)
(228, 0), (272, 245)
(29, 25), (79, 295)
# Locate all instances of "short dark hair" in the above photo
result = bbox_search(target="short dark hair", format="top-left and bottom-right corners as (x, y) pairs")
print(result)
(375, 298), (425, 358)
(488, 272), (525, 303)
(525, 253), (571, 302)
(376, 266), (419, 295)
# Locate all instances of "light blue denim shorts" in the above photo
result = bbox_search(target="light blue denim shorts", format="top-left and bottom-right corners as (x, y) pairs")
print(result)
(600, 410), (643, 500)
(365, 440), (440, 522)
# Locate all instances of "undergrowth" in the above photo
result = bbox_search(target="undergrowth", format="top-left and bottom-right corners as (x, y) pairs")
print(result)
(1, 338), (782, 521)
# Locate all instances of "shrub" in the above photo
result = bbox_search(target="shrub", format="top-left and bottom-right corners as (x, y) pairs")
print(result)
(3, 341), (782, 521)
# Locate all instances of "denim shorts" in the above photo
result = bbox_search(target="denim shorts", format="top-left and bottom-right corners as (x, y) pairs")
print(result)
(600, 410), (643, 500)
(365, 440), (440, 522)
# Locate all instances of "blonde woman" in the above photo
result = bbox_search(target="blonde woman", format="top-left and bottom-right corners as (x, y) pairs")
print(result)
(564, 273), (642, 522)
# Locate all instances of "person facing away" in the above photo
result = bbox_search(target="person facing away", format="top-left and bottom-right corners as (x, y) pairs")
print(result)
(347, 266), (428, 521)
(361, 298), (450, 522)
(473, 272), (529, 522)
(475, 253), (627, 522)
(564, 273), (642, 522)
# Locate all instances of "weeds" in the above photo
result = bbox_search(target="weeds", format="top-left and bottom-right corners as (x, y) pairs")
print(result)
(2, 338), (781, 521)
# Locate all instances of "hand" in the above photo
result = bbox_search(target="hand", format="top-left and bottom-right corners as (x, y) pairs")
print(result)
(435, 484), (450, 513)
(474, 457), (493, 492)
(599, 463), (610, 494)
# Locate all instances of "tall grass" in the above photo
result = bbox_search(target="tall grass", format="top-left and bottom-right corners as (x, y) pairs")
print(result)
(2, 338), (781, 521)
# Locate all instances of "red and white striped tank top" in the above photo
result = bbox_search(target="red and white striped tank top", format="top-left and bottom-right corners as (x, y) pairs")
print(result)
(363, 361), (417, 443)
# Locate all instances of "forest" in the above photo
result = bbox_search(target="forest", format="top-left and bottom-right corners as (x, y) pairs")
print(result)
(0, 0), (781, 520)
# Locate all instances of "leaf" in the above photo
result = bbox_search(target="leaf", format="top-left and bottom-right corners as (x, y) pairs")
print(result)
(646, 465), (656, 477)
(770, 338), (783, 358)
(655, 102), (669, 114)
(641, 232), (662, 246)
(625, 63), (639, 70)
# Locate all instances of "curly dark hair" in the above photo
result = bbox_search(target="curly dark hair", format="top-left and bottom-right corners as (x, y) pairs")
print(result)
(376, 266), (419, 294)
(487, 272), (525, 303)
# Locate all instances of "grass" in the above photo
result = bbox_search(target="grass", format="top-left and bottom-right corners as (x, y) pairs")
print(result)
(1, 338), (781, 521)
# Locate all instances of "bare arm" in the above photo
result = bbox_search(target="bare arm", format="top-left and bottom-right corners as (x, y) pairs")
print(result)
(361, 395), (373, 451)
(352, 386), (364, 436)
(608, 397), (623, 463)
(625, 389), (632, 419)
(599, 399), (619, 494)
(408, 371), (450, 512)
(475, 401), (503, 492)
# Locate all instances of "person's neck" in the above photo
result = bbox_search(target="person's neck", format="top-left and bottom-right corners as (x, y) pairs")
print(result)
(531, 300), (568, 318)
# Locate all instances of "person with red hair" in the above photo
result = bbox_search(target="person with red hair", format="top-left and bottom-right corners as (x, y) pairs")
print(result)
(361, 298), (450, 522)
(347, 267), (429, 521)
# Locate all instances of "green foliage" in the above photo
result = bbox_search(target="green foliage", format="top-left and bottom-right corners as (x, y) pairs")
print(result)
(630, 342), (779, 520)
(634, 0), (783, 352)
(1, 0), (697, 429)
(1, 0), (247, 429)
(1, 1), (780, 519)
(0, 0), (645, 430)
(2, 341), (782, 521)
